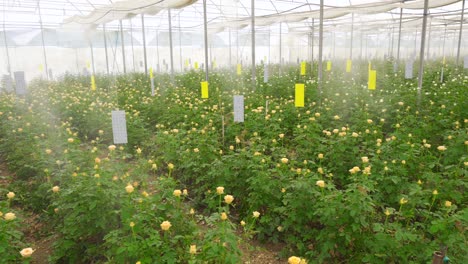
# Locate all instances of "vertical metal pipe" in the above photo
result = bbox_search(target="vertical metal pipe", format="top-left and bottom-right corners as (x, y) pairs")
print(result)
(156, 30), (160, 72)
(103, 24), (110, 75)
(442, 25), (447, 59)
(311, 18), (315, 62)
(396, 7), (403, 63)
(318, 0), (324, 91)
(141, 14), (148, 76)
(251, 0), (256, 89)
(390, 26), (395, 58)
(426, 16), (432, 59)
(203, 0), (209, 81)
(130, 19), (135, 72)
(279, 22), (282, 72)
(417, 0), (429, 95)
(456, 0), (466, 65)
(119, 20), (127, 74)
(2, 22), (12, 75)
(38, 1), (49, 80)
(178, 13), (183, 71)
(359, 30), (363, 60)
(350, 13), (354, 59)
(229, 28), (232, 67)
(90, 42), (95, 75)
(168, 8), (175, 79)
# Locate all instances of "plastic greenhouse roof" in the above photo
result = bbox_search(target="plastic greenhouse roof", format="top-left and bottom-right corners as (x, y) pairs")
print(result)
(0, 0), (466, 47)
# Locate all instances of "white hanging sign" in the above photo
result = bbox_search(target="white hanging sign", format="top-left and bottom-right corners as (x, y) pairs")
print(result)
(14, 71), (27, 95)
(233, 95), (244, 123)
(405, 61), (413, 79)
(112, 110), (128, 144)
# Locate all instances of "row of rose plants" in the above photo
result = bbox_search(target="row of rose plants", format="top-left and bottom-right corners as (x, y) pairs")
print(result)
(1, 60), (467, 263)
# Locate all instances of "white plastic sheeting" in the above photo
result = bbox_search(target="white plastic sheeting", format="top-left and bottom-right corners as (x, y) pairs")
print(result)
(208, 0), (461, 33)
(63, 0), (197, 28)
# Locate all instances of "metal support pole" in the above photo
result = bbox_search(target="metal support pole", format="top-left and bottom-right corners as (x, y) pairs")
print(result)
(130, 19), (135, 72)
(119, 20), (127, 74)
(279, 22), (282, 72)
(203, 1), (209, 81)
(90, 42), (95, 75)
(178, 13), (183, 71)
(456, 0), (466, 65)
(168, 8), (175, 79)
(390, 26), (395, 58)
(251, 0), (256, 89)
(427, 17), (432, 59)
(396, 7), (403, 64)
(156, 30), (160, 72)
(350, 13), (354, 59)
(38, 1), (49, 80)
(442, 25), (447, 59)
(103, 24), (110, 75)
(141, 15), (148, 76)
(318, 0), (324, 91)
(229, 28), (232, 67)
(417, 0), (429, 96)
(311, 19), (315, 76)
(2, 22), (11, 75)
(359, 31), (363, 60)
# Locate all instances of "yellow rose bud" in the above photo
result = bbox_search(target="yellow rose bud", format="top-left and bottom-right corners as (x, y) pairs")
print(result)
(173, 189), (182, 197)
(7, 192), (15, 199)
(224, 195), (234, 204)
(220, 212), (228, 221)
(160, 221), (172, 231)
(125, 184), (134, 194)
(216, 186), (224, 195)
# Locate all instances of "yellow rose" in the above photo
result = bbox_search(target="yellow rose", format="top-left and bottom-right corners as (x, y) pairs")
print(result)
(240, 220), (246, 226)
(189, 244), (197, 254)
(437, 146), (447, 151)
(7, 192), (15, 199)
(224, 195), (234, 205)
(52, 186), (60, 193)
(318, 153), (324, 159)
(108, 145), (116, 151)
(4, 212), (16, 221)
(288, 256), (301, 264)
(173, 189), (182, 197)
(445, 201), (452, 207)
(125, 184), (134, 194)
(281, 158), (289, 164)
(253, 211), (260, 218)
(168, 163), (174, 170)
(316, 180), (325, 188)
(399, 198), (408, 204)
(216, 186), (224, 195)
(20, 247), (35, 258)
(432, 190), (438, 195)
(220, 212), (228, 221)
(160, 221), (172, 231)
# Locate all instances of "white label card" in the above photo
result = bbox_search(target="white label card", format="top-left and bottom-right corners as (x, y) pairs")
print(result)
(14, 71), (27, 95)
(233, 95), (244, 123)
(405, 61), (413, 79)
(112, 110), (128, 144)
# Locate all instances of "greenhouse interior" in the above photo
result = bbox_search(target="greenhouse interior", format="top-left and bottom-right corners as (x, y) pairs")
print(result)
(0, 0), (467, 263)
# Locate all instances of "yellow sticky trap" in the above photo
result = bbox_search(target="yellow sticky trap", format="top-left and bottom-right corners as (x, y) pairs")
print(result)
(368, 70), (376, 90)
(346, 59), (352, 73)
(38, 64), (44, 71)
(295, 83), (305, 107)
(185, 59), (189, 68)
(201, 81), (209, 98)
(300, 61), (306, 76)
(237, 64), (242, 75)
(91, 75), (96, 91)
(326, 61), (332, 71)
(86, 61), (91, 69)
(194, 62), (199, 69)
